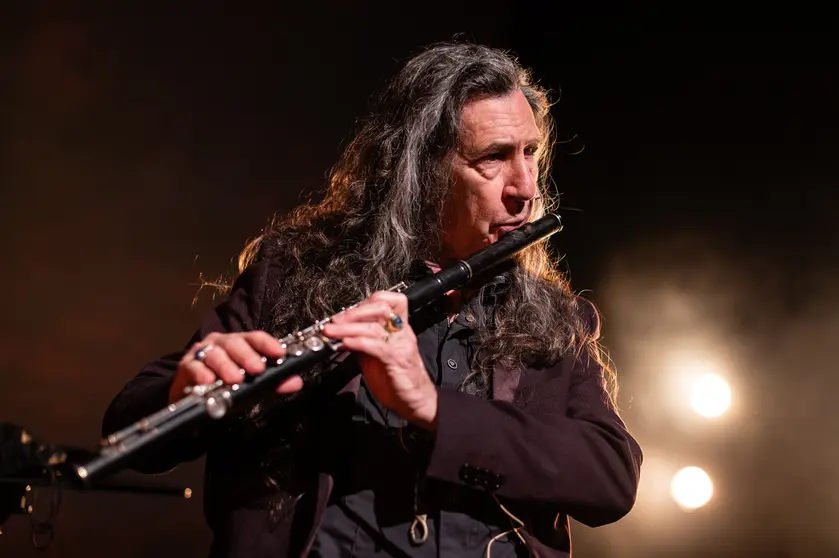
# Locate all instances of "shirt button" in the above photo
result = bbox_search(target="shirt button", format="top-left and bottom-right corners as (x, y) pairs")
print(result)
(446, 359), (458, 370)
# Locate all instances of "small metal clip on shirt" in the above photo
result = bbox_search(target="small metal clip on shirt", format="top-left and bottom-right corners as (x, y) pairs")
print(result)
(409, 513), (429, 545)
(410, 465), (429, 546)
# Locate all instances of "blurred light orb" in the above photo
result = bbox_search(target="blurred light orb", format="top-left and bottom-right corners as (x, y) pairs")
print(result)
(689, 373), (731, 417)
(670, 466), (713, 510)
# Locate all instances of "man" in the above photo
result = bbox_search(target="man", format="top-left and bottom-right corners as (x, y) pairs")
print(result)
(103, 42), (642, 557)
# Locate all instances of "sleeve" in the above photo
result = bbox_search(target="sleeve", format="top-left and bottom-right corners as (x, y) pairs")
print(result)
(100, 258), (276, 473)
(424, 300), (643, 527)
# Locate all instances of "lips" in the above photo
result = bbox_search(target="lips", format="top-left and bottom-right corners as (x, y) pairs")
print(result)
(494, 208), (533, 237)
(495, 220), (526, 235)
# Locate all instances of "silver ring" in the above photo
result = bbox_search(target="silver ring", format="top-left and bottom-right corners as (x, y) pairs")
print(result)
(194, 344), (216, 362)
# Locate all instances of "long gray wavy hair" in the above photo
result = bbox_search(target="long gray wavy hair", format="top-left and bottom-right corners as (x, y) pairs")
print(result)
(235, 42), (613, 401)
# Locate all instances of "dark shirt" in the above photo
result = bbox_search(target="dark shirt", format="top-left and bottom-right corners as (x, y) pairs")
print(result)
(311, 298), (522, 557)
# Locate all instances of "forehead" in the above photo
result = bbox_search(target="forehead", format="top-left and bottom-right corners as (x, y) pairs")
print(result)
(458, 90), (541, 148)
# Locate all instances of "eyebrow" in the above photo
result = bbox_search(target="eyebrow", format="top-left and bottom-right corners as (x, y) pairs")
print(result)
(472, 139), (542, 157)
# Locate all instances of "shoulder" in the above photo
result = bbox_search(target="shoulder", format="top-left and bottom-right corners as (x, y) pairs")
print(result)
(220, 257), (289, 326)
(233, 256), (286, 291)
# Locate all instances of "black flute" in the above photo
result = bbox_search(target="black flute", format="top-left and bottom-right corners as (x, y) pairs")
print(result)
(76, 213), (563, 485)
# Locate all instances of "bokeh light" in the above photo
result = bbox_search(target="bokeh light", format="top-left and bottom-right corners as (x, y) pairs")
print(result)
(670, 466), (714, 511)
(689, 373), (732, 418)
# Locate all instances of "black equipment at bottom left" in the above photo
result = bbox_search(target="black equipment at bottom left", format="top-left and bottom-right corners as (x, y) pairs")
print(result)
(0, 422), (191, 549)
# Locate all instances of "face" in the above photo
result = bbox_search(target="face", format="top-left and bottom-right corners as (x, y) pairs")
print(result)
(440, 89), (542, 262)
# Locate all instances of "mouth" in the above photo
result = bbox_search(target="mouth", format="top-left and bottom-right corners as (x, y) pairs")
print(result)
(494, 219), (528, 236)
(495, 212), (530, 236)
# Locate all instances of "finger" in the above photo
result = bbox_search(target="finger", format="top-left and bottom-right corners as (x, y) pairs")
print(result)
(369, 291), (409, 316)
(330, 300), (393, 325)
(220, 335), (270, 375)
(198, 345), (247, 385)
(240, 330), (287, 358)
(323, 321), (390, 340)
(339, 334), (388, 361)
(181, 359), (217, 386)
(368, 292), (409, 328)
(275, 374), (304, 394)
(197, 332), (223, 347)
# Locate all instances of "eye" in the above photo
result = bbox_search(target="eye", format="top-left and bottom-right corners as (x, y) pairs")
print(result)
(484, 152), (504, 161)
(524, 145), (538, 157)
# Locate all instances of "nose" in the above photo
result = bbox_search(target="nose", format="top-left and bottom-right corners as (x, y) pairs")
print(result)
(503, 152), (537, 213)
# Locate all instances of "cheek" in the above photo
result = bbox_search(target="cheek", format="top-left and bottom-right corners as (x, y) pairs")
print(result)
(473, 182), (504, 220)
(448, 167), (502, 234)
(461, 173), (498, 208)
(460, 185), (496, 231)
(448, 176), (477, 217)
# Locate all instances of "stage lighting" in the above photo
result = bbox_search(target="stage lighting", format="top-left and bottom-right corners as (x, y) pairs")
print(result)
(670, 466), (713, 511)
(688, 373), (731, 418)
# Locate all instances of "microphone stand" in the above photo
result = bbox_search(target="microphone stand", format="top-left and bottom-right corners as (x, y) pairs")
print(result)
(0, 425), (191, 549)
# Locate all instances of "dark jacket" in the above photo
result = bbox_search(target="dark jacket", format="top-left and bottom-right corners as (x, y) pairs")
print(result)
(102, 258), (643, 557)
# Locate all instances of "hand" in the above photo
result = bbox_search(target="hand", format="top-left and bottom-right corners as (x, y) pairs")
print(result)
(170, 331), (303, 404)
(322, 291), (438, 431)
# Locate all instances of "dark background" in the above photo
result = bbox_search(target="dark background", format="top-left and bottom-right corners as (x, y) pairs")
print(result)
(1, 3), (837, 557)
